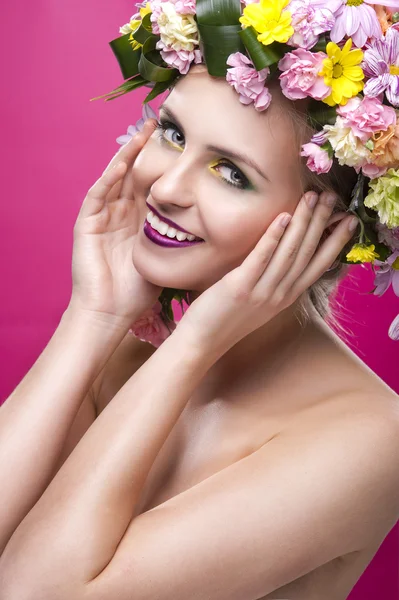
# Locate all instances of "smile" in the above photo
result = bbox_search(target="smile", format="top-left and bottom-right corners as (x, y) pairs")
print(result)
(144, 213), (205, 248)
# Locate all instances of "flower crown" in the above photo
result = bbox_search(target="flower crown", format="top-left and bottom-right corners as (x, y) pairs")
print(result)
(92, 0), (399, 343)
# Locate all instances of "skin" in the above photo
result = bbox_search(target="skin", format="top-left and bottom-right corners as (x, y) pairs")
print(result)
(2, 67), (399, 600)
(131, 65), (345, 385)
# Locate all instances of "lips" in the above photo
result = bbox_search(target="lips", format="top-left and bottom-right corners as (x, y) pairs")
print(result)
(145, 201), (202, 240)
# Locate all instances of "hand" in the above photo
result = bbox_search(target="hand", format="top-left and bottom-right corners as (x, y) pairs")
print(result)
(68, 119), (162, 328)
(177, 191), (358, 356)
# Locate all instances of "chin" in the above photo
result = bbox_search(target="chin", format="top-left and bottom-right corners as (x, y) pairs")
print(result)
(131, 247), (195, 290)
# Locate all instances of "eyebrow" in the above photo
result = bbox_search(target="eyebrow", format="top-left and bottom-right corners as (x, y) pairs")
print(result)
(159, 104), (271, 183)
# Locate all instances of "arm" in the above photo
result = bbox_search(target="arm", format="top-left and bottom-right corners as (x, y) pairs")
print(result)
(1, 323), (399, 600)
(0, 306), (135, 556)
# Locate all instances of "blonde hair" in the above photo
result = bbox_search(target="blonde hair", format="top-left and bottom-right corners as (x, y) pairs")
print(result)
(282, 95), (359, 340)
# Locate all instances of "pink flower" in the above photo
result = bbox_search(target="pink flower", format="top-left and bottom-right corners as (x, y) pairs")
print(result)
(301, 142), (333, 173)
(287, 0), (343, 50)
(226, 52), (272, 111)
(361, 163), (388, 178)
(330, 0), (383, 49)
(157, 42), (202, 74)
(129, 301), (176, 347)
(278, 48), (331, 100)
(337, 96), (397, 143)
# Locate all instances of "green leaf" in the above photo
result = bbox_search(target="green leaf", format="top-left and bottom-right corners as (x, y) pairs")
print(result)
(198, 23), (245, 76)
(144, 76), (178, 103)
(312, 34), (327, 53)
(133, 13), (154, 45)
(139, 36), (179, 82)
(307, 100), (337, 128)
(239, 27), (287, 70)
(196, 0), (241, 25)
(90, 75), (147, 102)
(196, 0), (244, 76)
(109, 33), (141, 79)
(349, 173), (378, 224)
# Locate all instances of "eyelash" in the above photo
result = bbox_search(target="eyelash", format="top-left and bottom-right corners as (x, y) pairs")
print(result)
(154, 119), (252, 191)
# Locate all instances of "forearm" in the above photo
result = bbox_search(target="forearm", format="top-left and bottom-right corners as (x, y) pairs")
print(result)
(0, 306), (134, 556)
(0, 323), (216, 595)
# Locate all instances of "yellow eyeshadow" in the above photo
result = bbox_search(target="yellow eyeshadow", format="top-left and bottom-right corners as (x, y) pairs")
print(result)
(208, 159), (223, 177)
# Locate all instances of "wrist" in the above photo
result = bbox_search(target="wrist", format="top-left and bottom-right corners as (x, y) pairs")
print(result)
(63, 302), (135, 334)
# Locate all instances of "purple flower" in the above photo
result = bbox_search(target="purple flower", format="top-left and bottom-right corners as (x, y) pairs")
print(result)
(376, 222), (399, 251)
(226, 52), (272, 111)
(287, 0), (343, 50)
(330, 0), (383, 49)
(311, 129), (329, 144)
(372, 249), (399, 296)
(362, 27), (399, 107)
(116, 103), (158, 146)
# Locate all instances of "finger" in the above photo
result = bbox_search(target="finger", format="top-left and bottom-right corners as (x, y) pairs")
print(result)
(238, 213), (292, 290)
(290, 214), (358, 297)
(253, 191), (318, 292)
(77, 161), (128, 219)
(120, 119), (157, 200)
(277, 191), (339, 292)
(102, 122), (150, 176)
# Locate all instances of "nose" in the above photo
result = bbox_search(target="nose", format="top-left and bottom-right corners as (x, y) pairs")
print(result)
(149, 152), (196, 211)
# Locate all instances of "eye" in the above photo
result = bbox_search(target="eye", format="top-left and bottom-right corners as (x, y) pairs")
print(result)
(211, 161), (252, 191)
(155, 120), (185, 148)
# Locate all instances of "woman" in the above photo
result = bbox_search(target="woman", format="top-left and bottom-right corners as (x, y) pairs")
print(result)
(1, 19), (399, 600)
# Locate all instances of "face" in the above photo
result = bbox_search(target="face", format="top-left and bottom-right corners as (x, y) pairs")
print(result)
(131, 66), (304, 293)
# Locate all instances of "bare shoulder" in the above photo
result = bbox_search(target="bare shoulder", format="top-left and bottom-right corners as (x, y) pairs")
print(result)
(94, 333), (157, 415)
(282, 385), (399, 547)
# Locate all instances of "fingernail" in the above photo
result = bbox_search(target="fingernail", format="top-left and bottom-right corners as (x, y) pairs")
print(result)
(326, 193), (337, 207)
(280, 214), (292, 227)
(349, 216), (359, 232)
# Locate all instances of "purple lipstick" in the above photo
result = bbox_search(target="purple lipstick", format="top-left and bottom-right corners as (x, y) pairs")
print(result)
(143, 219), (205, 248)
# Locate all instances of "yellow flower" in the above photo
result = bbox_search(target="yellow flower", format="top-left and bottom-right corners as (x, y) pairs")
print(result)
(124, 3), (152, 51)
(346, 243), (380, 264)
(239, 0), (294, 46)
(319, 38), (364, 107)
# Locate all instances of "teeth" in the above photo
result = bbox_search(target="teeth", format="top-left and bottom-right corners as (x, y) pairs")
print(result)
(146, 211), (198, 242)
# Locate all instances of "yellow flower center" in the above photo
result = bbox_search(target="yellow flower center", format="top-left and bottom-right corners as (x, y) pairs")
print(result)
(389, 65), (399, 75)
(346, 0), (364, 5)
(333, 64), (343, 78)
(392, 257), (399, 270)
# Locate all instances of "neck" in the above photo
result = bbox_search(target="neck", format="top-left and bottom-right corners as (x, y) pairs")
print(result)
(186, 291), (317, 404)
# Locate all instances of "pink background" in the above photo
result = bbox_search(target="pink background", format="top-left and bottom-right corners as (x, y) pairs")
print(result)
(0, 1), (398, 597)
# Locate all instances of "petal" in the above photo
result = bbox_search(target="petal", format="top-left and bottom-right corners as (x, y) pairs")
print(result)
(364, 74), (389, 97)
(346, 6), (360, 37)
(352, 26), (368, 50)
(386, 27), (399, 64)
(363, 47), (388, 76)
(330, 16), (346, 44)
(363, 5), (383, 40)
(116, 134), (132, 145)
(386, 76), (399, 106)
(388, 313), (399, 341)
(143, 103), (158, 119)
(392, 272), (399, 296)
